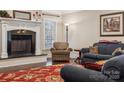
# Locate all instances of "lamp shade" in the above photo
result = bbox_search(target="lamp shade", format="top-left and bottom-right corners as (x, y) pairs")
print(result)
(64, 24), (69, 26)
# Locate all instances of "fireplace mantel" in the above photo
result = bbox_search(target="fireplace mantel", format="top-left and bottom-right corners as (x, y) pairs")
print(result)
(0, 17), (41, 28)
(0, 17), (41, 23)
(0, 17), (43, 58)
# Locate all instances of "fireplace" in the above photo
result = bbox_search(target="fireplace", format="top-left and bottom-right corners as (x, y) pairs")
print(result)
(7, 30), (36, 57)
(0, 18), (42, 59)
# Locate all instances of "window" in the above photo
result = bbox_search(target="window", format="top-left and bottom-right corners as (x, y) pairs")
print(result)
(44, 19), (57, 49)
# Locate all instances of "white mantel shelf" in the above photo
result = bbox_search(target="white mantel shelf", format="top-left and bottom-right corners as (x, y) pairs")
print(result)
(0, 17), (41, 24)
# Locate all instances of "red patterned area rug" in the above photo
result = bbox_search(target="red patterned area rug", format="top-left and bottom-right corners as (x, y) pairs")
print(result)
(0, 64), (64, 82)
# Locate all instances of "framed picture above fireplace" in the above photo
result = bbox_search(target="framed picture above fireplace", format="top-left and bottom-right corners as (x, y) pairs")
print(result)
(100, 12), (124, 36)
(13, 10), (31, 20)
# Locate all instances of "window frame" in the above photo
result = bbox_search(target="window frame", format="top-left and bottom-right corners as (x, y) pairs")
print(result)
(43, 18), (57, 50)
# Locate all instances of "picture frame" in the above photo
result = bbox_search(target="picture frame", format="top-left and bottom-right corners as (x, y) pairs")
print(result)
(13, 10), (31, 20)
(100, 12), (124, 36)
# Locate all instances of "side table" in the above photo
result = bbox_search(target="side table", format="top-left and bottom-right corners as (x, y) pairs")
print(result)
(74, 49), (81, 64)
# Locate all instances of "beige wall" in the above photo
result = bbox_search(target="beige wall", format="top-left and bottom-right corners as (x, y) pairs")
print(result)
(57, 22), (64, 42)
(62, 10), (122, 49)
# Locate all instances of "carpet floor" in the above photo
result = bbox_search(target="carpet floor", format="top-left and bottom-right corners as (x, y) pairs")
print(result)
(0, 64), (64, 82)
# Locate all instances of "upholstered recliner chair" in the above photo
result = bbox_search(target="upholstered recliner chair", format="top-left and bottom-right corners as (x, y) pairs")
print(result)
(50, 42), (72, 62)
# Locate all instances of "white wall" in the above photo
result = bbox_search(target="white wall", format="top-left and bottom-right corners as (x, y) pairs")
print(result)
(62, 10), (123, 58)
(62, 10), (123, 48)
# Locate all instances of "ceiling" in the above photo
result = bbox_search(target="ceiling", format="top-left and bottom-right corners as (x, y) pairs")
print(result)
(42, 10), (81, 16)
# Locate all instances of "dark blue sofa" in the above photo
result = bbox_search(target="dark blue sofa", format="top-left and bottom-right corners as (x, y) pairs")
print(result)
(60, 55), (124, 82)
(81, 42), (124, 64)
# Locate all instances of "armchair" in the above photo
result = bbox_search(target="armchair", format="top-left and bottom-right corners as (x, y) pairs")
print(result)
(50, 42), (72, 62)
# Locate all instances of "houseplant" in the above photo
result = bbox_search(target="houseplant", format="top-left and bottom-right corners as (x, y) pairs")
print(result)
(0, 10), (11, 18)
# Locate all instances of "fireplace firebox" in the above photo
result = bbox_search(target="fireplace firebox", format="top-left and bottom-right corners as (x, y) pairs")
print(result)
(7, 30), (36, 58)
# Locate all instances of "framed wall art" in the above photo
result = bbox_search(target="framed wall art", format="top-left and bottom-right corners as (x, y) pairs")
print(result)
(100, 12), (124, 36)
(13, 10), (31, 20)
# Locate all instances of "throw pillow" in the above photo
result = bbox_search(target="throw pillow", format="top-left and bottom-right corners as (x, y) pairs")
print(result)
(89, 46), (98, 54)
(112, 47), (122, 56)
(96, 60), (105, 65)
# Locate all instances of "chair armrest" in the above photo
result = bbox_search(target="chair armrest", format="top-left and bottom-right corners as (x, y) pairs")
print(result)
(113, 50), (124, 57)
(81, 48), (90, 54)
(67, 48), (73, 51)
(60, 64), (114, 82)
(50, 48), (55, 51)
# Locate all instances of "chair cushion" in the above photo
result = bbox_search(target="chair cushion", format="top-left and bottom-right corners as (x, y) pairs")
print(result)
(84, 53), (112, 60)
(83, 53), (97, 59)
(52, 50), (70, 55)
(95, 43), (108, 55)
(96, 54), (112, 60)
(94, 43), (124, 55)
(54, 42), (69, 50)
(107, 44), (124, 55)
(102, 55), (124, 80)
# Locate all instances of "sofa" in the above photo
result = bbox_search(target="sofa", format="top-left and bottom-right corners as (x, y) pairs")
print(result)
(50, 42), (72, 62)
(81, 42), (124, 64)
(60, 55), (124, 82)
